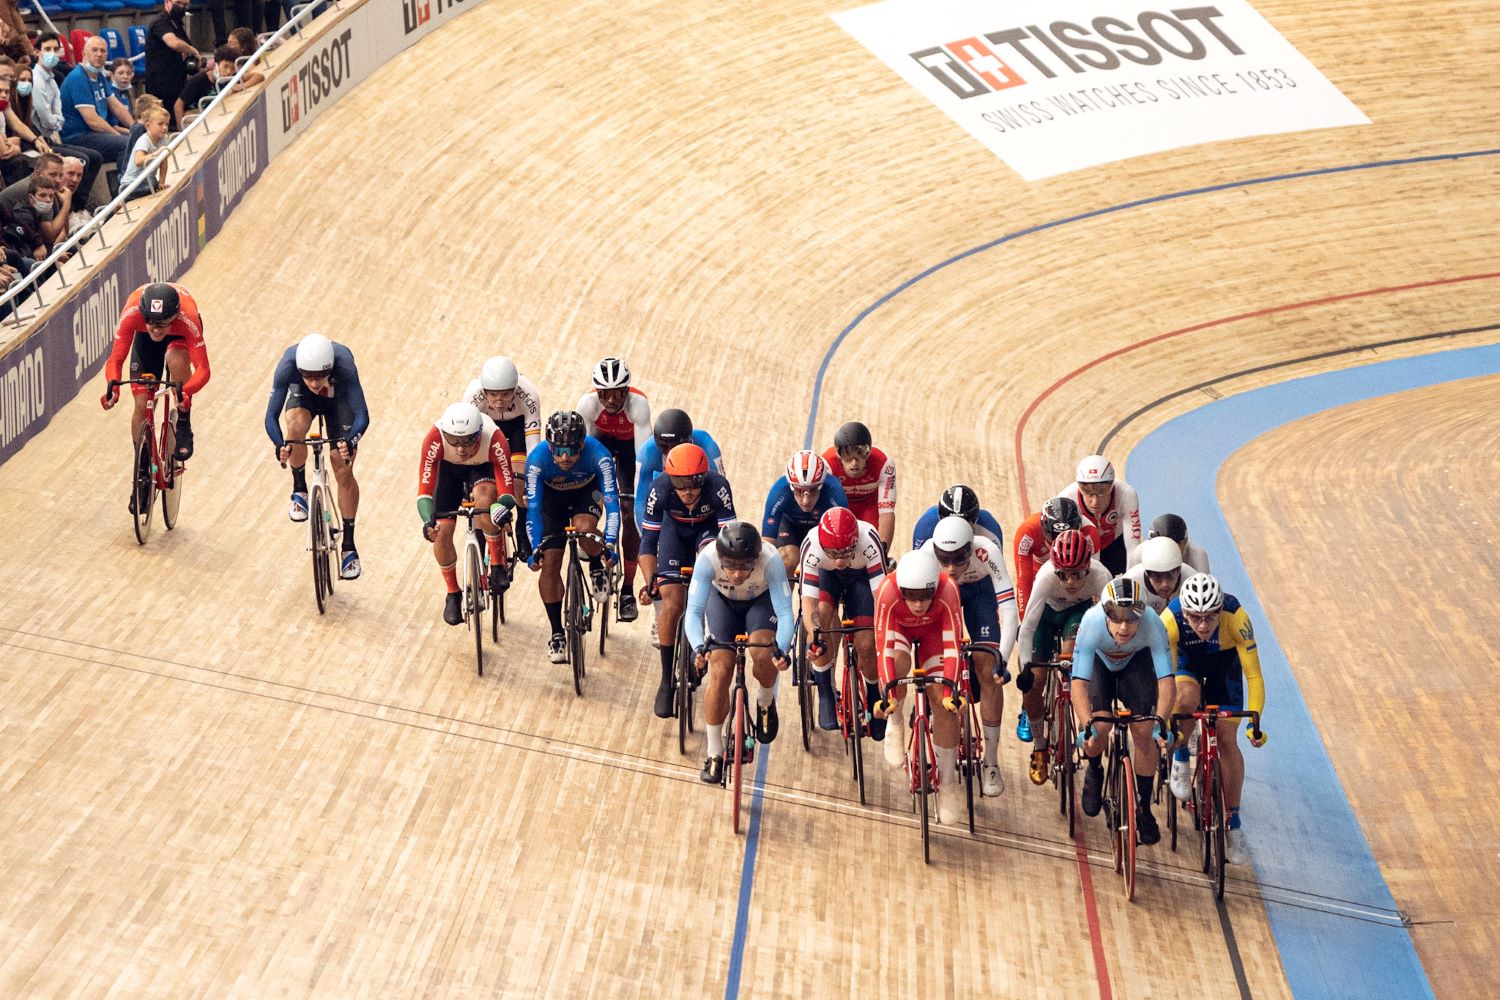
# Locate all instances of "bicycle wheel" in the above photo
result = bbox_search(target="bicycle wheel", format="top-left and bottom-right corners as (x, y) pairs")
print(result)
(794, 623), (812, 753)
(1056, 695), (1076, 837)
(160, 420), (182, 530)
(597, 562), (614, 656)
(1122, 760), (1139, 900)
(566, 555), (586, 696)
(1209, 769), (1228, 900)
(1108, 751), (1125, 874)
(1196, 759), (1212, 873)
(731, 684), (747, 835)
(131, 433), (155, 545)
(961, 705), (976, 835)
(1164, 753), (1179, 853)
(916, 717), (932, 865)
(310, 486), (329, 614)
(467, 541), (485, 676)
(675, 624), (694, 756)
(848, 655), (866, 805)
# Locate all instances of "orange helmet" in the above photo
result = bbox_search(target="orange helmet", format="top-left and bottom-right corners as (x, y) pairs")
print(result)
(664, 443), (709, 481)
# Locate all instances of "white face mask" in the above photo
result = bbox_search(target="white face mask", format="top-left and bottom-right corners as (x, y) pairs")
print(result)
(40, 51), (60, 69)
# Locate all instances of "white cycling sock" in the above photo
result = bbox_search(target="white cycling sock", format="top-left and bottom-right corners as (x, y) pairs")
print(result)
(983, 725), (1001, 765)
(707, 724), (724, 758)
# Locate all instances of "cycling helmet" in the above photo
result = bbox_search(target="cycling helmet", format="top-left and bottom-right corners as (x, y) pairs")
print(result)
(930, 515), (974, 565)
(438, 402), (483, 439)
(818, 507), (859, 552)
(480, 356), (519, 392)
(545, 410), (586, 451)
(1180, 573), (1223, 614)
(785, 450), (827, 488)
(653, 408), (694, 453)
(716, 521), (762, 563)
(140, 282), (180, 323)
(1101, 576), (1144, 621)
(1149, 513), (1188, 544)
(1076, 455), (1115, 484)
(663, 443), (709, 484)
(937, 484), (980, 522)
(1050, 529), (1091, 571)
(895, 549), (940, 599)
(1040, 496), (1082, 540)
(591, 357), (631, 390)
(295, 333), (335, 374)
(1140, 535), (1184, 573)
(833, 421), (872, 451)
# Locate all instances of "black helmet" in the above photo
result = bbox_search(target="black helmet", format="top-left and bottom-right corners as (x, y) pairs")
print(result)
(545, 410), (586, 451)
(654, 408), (694, 453)
(937, 484), (979, 522)
(1040, 496), (1082, 540)
(140, 282), (180, 323)
(833, 421), (872, 451)
(1149, 513), (1188, 543)
(715, 521), (762, 562)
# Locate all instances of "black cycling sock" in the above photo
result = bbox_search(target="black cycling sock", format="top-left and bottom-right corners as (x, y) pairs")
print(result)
(545, 600), (563, 635)
(659, 644), (674, 682)
(1136, 773), (1154, 804)
(342, 519), (355, 550)
(1087, 756), (1103, 772)
(291, 466), (307, 493)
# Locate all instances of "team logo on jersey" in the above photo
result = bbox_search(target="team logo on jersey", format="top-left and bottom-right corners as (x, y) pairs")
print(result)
(1106, 510), (1120, 524)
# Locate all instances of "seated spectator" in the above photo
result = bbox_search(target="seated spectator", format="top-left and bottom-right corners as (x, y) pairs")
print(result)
(145, 0), (200, 129)
(29, 33), (104, 200)
(2, 175), (52, 259)
(120, 106), (170, 198)
(175, 46), (238, 128)
(60, 37), (132, 170)
(108, 58), (137, 128)
(0, 55), (30, 186)
(11, 161), (70, 251)
(118, 93), (165, 174)
(227, 28), (267, 86)
(61, 155), (94, 236)
(0, 150), (60, 211)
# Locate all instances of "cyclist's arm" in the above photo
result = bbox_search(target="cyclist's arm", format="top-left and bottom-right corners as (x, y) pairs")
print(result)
(1230, 606), (1265, 715)
(683, 549), (714, 649)
(263, 358), (294, 446)
(700, 431), (726, 477)
(876, 454), (896, 544)
(639, 480), (664, 558)
(103, 319), (135, 384)
(1069, 614), (1101, 683)
(766, 555), (795, 652)
(861, 524), (888, 593)
(487, 430), (515, 501)
(179, 331), (211, 399)
(937, 584), (963, 684)
(825, 477), (849, 508)
(629, 394), (652, 452)
(633, 441), (658, 527)
(593, 445), (621, 547)
(416, 427), (442, 523)
(338, 351), (370, 442)
(1160, 607), (1182, 670)
(1143, 612), (1175, 680)
(976, 509), (1005, 547)
(873, 581), (898, 689)
(520, 377), (542, 451)
(761, 480), (788, 540)
(1118, 482), (1143, 561)
(1013, 523), (1037, 621)
(987, 551), (1019, 663)
(911, 507), (936, 549)
(524, 447), (545, 548)
(1016, 581), (1047, 667)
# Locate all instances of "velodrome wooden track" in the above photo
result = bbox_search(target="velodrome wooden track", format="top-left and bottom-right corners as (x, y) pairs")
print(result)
(0, 0), (1496, 996)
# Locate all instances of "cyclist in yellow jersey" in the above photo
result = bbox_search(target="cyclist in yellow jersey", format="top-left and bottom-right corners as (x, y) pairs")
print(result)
(1161, 573), (1267, 865)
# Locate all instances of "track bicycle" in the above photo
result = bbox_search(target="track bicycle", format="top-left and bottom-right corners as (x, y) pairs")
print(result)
(1172, 706), (1263, 900)
(955, 642), (997, 835)
(109, 376), (185, 545)
(1083, 707), (1167, 901)
(703, 633), (776, 835)
(1028, 659), (1078, 836)
(538, 526), (614, 697)
(813, 619), (873, 805)
(436, 502), (513, 676)
(282, 414), (343, 614)
(881, 668), (959, 865)
(654, 566), (696, 756)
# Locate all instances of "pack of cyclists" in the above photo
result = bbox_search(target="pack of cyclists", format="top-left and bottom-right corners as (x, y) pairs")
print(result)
(99, 285), (1269, 865)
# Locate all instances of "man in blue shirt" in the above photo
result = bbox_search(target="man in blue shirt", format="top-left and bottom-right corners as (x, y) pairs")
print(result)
(60, 36), (131, 164)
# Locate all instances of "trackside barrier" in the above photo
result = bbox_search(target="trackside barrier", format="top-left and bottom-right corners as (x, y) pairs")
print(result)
(0, 0), (482, 464)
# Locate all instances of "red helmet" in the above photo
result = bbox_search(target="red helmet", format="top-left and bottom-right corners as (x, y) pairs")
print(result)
(663, 443), (708, 477)
(817, 507), (859, 551)
(1050, 529), (1090, 570)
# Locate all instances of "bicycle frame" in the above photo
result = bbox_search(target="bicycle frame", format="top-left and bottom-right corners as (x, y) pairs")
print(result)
(111, 375), (183, 544)
(705, 634), (776, 835)
(285, 415), (341, 614)
(815, 619), (873, 805)
(1085, 707), (1167, 901)
(1172, 706), (1261, 899)
(883, 668), (957, 865)
(1029, 660), (1076, 832)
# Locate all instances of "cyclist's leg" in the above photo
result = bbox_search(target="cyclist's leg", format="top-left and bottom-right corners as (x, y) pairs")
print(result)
(1205, 660), (1247, 818)
(880, 639), (914, 768)
(536, 487), (571, 639)
(1169, 673), (1204, 799)
(701, 590), (745, 767)
(960, 580), (1005, 766)
(127, 331), (165, 444)
(605, 434), (640, 592)
(430, 463), (464, 623)
(1075, 664), (1114, 816)
(163, 342), (193, 458)
(807, 576), (840, 729)
(1120, 652), (1165, 840)
(841, 576), (882, 735)
(650, 525), (691, 714)
(471, 479), (506, 569)
(746, 593), (781, 742)
(329, 391), (360, 524)
(923, 648), (964, 821)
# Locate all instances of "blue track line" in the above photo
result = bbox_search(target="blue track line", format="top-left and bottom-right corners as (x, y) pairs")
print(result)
(727, 145), (1499, 999)
(1126, 344), (1500, 998)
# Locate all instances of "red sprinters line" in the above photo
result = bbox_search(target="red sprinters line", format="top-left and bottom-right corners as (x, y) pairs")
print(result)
(1013, 271), (1500, 513)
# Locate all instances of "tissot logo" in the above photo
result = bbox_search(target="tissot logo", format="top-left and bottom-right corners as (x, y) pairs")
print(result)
(402, 0), (430, 33)
(279, 28), (355, 132)
(912, 6), (1243, 99)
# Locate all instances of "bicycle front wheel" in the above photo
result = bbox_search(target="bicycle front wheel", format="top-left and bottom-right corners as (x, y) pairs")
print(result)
(731, 685), (747, 835)
(795, 621), (811, 752)
(675, 623), (694, 756)
(961, 706), (976, 835)
(566, 554), (586, 696)
(916, 717), (932, 865)
(1209, 769), (1227, 900)
(597, 563), (613, 656)
(310, 486), (329, 614)
(131, 433), (155, 545)
(1122, 763), (1139, 901)
(160, 420), (182, 530)
(467, 541), (485, 676)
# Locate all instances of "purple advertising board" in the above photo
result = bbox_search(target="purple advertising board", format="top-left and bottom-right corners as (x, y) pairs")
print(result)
(0, 96), (269, 466)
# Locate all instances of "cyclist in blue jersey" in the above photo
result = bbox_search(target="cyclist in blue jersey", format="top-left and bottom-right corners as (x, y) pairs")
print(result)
(760, 449), (848, 575)
(525, 410), (621, 664)
(911, 484), (1003, 550)
(264, 334), (370, 580)
(633, 408), (726, 525)
(638, 443), (737, 718)
(1071, 576), (1176, 846)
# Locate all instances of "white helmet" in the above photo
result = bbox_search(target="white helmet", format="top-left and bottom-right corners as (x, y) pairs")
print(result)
(1180, 573), (1223, 613)
(438, 402), (484, 438)
(480, 356), (519, 392)
(895, 549), (941, 596)
(931, 515), (974, 556)
(1140, 535), (1184, 573)
(591, 356), (630, 390)
(295, 333), (334, 374)
(1076, 454), (1115, 484)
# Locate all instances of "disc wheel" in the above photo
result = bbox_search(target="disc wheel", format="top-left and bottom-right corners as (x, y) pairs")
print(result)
(131, 433), (156, 545)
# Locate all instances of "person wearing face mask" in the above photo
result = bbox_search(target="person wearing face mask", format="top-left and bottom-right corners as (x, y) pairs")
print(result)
(226, 28), (266, 87)
(27, 34), (102, 204)
(0, 55), (29, 186)
(1, 153), (70, 249)
(59, 36), (132, 172)
(107, 59), (137, 128)
(175, 46), (239, 129)
(146, 0), (202, 128)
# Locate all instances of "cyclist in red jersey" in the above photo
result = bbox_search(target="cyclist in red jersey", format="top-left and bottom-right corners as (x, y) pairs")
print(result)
(100, 281), (208, 462)
(872, 549), (968, 824)
(1013, 496), (1101, 619)
(576, 357), (650, 620)
(821, 420), (896, 550)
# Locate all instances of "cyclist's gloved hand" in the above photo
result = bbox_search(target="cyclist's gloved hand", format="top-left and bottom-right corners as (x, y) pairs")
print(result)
(1249, 728), (1269, 748)
(602, 544), (619, 566)
(1153, 721), (1170, 744)
(488, 502), (511, 525)
(494, 492), (516, 510)
(100, 381), (118, 409)
(1015, 666), (1034, 694)
(995, 664), (1012, 685)
(942, 694), (967, 713)
(334, 438), (352, 462)
(807, 640), (827, 659)
(527, 551), (542, 571)
(422, 519), (438, 542)
(772, 648), (789, 670)
(1076, 726), (1093, 750)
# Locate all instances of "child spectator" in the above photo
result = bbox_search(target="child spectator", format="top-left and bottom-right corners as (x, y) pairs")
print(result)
(120, 105), (170, 197)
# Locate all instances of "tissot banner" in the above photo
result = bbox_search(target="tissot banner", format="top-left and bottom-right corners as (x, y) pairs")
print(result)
(833, 0), (1370, 179)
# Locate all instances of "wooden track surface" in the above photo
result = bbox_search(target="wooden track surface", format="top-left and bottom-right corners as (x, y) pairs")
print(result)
(0, 0), (1495, 994)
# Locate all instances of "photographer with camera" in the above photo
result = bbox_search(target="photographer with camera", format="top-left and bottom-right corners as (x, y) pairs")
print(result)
(144, 0), (203, 128)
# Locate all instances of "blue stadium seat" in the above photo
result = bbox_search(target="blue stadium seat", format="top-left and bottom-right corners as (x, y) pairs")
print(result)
(123, 0), (159, 9)
(127, 24), (147, 57)
(100, 26), (126, 62)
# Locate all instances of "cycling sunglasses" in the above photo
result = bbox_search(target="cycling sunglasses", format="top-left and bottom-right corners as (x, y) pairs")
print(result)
(669, 473), (706, 490)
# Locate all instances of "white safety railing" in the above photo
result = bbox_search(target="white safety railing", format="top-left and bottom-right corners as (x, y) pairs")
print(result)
(0, 0), (338, 328)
